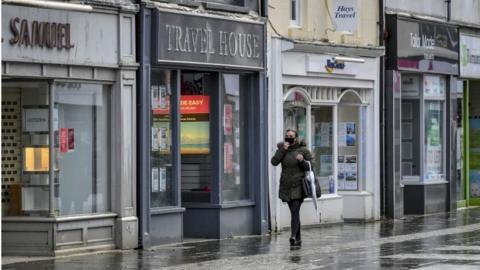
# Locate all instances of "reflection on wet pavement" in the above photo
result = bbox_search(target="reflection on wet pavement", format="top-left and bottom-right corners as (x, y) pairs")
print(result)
(5, 208), (480, 269)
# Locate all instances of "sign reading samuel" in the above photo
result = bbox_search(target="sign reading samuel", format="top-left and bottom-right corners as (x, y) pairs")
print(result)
(156, 10), (264, 69)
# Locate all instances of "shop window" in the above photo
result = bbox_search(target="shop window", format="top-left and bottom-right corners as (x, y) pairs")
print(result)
(401, 74), (421, 178)
(180, 71), (215, 203)
(221, 74), (248, 201)
(290, 0), (301, 27)
(55, 82), (111, 215)
(311, 106), (334, 194)
(151, 70), (176, 207)
(1, 83), (54, 217)
(400, 74), (446, 183)
(423, 75), (446, 182)
(284, 90), (308, 139)
(338, 91), (363, 191)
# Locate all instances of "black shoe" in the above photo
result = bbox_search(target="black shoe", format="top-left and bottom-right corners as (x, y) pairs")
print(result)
(293, 240), (302, 246)
(289, 237), (296, 246)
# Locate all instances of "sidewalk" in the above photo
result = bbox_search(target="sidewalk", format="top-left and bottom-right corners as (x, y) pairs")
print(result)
(4, 207), (480, 269)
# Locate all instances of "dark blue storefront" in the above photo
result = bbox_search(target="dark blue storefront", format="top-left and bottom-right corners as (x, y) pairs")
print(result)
(137, 3), (269, 247)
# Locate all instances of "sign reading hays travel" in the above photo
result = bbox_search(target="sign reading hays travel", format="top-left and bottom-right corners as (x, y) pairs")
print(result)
(460, 33), (480, 79)
(156, 10), (264, 69)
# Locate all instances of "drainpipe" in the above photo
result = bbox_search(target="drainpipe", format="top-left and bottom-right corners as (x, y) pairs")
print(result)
(446, 0), (451, 21)
(379, 0), (386, 217)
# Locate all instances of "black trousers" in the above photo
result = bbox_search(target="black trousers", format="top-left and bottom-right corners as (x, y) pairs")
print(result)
(288, 199), (303, 241)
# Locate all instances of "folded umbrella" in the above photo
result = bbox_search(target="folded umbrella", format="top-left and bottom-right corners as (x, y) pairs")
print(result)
(306, 161), (320, 219)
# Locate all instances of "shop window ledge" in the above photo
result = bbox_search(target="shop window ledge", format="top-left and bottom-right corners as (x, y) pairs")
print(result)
(337, 191), (373, 196)
(150, 207), (186, 215)
(183, 200), (256, 209)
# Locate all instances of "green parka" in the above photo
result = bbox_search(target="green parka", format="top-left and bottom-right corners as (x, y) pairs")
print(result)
(271, 141), (313, 202)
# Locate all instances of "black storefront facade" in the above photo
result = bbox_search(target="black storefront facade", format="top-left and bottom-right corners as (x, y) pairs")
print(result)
(384, 15), (459, 218)
(137, 5), (268, 246)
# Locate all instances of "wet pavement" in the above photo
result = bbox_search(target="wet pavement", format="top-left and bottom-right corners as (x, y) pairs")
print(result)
(5, 208), (480, 269)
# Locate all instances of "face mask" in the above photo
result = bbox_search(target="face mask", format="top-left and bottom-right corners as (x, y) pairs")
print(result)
(284, 137), (295, 144)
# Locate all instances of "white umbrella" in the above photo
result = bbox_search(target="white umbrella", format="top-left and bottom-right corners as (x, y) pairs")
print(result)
(306, 161), (320, 219)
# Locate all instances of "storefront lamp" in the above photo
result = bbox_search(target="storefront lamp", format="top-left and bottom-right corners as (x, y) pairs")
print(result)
(333, 56), (365, 63)
(23, 147), (49, 172)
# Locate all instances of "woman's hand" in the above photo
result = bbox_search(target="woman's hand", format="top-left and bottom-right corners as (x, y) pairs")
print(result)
(296, 154), (304, 161)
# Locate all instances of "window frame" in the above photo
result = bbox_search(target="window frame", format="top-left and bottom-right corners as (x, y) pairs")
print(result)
(290, 0), (302, 27)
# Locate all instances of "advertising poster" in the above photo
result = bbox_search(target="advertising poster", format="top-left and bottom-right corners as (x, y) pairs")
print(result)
(425, 103), (442, 181)
(152, 167), (159, 192)
(345, 155), (358, 190)
(68, 128), (75, 151)
(224, 142), (233, 174)
(338, 155), (345, 190)
(319, 155), (332, 177)
(338, 123), (347, 147)
(159, 167), (167, 192)
(346, 122), (356, 146)
(224, 104), (233, 135)
(151, 85), (160, 109)
(60, 128), (68, 153)
(320, 122), (332, 147)
(180, 95), (210, 154)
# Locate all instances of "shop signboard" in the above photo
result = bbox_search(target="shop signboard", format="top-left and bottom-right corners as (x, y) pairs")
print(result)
(2, 5), (118, 67)
(386, 15), (459, 75)
(155, 9), (265, 70)
(460, 33), (480, 79)
(331, 0), (358, 32)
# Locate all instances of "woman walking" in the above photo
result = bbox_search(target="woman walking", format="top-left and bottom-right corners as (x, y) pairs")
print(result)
(271, 129), (313, 247)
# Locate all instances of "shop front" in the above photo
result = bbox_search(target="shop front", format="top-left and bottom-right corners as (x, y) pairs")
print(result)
(268, 37), (383, 230)
(384, 15), (459, 217)
(458, 31), (480, 208)
(1, 3), (138, 256)
(137, 5), (268, 246)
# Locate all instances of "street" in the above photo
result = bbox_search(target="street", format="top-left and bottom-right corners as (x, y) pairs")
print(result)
(5, 208), (480, 269)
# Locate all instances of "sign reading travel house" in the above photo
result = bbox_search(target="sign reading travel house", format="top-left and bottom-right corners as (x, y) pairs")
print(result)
(331, 0), (358, 32)
(386, 16), (459, 74)
(460, 33), (480, 78)
(9, 17), (74, 49)
(156, 10), (264, 69)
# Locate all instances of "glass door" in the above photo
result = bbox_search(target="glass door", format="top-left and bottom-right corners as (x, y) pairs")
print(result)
(311, 106), (334, 194)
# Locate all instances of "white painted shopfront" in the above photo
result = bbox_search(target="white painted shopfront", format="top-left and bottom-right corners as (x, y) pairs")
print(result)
(268, 37), (383, 230)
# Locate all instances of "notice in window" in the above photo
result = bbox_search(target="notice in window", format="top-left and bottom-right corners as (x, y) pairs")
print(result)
(338, 155), (345, 190)
(159, 167), (167, 192)
(152, 167), (159, 192)
(319, 122), (331, 147)
(60, 128), (68, 153)
(344, 155), (358, 190)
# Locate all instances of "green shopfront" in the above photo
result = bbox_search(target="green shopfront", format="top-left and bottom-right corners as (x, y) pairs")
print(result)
(458, 30), (480, 208)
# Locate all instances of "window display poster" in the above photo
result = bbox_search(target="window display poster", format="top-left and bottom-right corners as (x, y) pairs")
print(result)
(152, 167), (159, 192)
(338, 123), (347, 147)
(159, 167), (167, 192)
(224, 104), (233, 135)
(68, 128), (75, 151)
(319, 155), (332, 177)
(346, 122), (356, 146)
(180, 95), (210, 154)
(297, 115), (306, 140)
(345, 155), (358, 190)
(152, 122), (171, 152)
(423, 75), (445, 97)
(320, 123), (332, 147)
(224, 142), (233, 174)
(471, 171), (480, 198)
(60, 128), (68, 153)
(338, 156), (345, 190)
